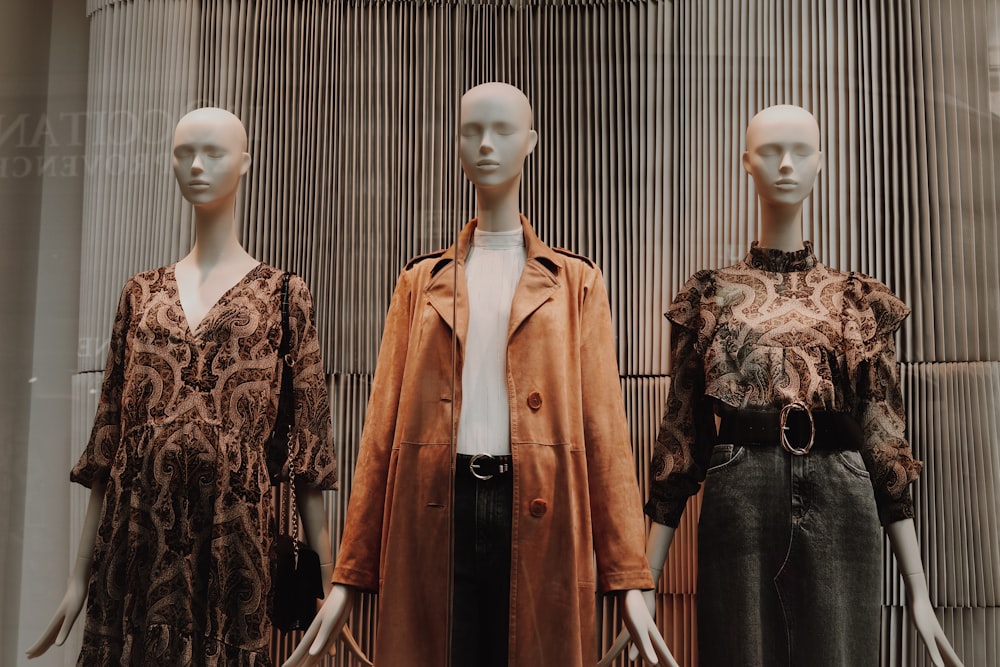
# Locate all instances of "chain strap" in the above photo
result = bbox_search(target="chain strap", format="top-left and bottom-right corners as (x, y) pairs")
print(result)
(276, 271), (301, 568)
(287, 423), (301, 568)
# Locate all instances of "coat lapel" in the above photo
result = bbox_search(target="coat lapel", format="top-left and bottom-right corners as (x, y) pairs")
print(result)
(507, 260), (559, 342)
(424, 223), (472, 352)
(508, 216), (562, 342)
(425, 260), (469, 352)
(424, 216), (563, 349)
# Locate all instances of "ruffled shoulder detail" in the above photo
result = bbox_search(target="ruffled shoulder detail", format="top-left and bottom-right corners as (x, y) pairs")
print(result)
(841, 272), (911, 392)
(665, 269), (717, 355)
(842, 273), (911, 343)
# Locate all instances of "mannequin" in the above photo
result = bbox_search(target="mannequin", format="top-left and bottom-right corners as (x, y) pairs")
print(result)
(282, 83), (675, 667)
(26, 108), (339, 664)
(602, 105), (962, 666)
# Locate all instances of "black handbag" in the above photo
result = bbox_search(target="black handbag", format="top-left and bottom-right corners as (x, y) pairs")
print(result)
(269, 271), (325, 632)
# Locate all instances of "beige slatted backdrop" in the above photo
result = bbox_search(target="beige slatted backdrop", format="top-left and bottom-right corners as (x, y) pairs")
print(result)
(74, 1), (998, 665)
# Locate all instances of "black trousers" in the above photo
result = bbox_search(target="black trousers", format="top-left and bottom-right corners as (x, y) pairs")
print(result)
(451, 454), (514, 667)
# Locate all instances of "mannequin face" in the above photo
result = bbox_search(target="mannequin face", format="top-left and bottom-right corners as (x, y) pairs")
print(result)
(742, 105), (822, 206)
(458, 83), (538, 191)
(172, 107), (251, 206)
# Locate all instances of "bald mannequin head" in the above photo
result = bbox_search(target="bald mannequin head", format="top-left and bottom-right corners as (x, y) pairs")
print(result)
(461, 82), (534, 129)
(172, 107), (251, 207)
(175, 107), (248, 151)
(742, 104), (822, 207)
(458, 82), (537, 193)
(745, 105), (820, 152)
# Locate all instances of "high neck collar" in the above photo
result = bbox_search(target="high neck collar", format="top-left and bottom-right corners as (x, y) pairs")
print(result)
(445, 215), (562, 272)
(472, 228), (525, 249)
(746, 240), (817, 273)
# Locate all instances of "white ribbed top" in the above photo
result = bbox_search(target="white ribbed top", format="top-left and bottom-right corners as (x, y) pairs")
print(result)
(456, 228), (527, 455)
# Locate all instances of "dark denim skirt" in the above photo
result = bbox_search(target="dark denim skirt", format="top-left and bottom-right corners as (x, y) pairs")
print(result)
(696, 444), (881, 667)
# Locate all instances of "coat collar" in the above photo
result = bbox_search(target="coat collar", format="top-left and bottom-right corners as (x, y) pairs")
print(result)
(430, 215), (563, 277)
(425, 215), (562, 346)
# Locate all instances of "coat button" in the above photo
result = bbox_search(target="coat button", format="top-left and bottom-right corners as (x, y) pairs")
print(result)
(529, 498), (547, 517)
(527, 391), (543, 410)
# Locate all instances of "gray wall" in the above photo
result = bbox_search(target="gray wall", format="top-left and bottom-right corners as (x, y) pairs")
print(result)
(0, 1), (88, 665)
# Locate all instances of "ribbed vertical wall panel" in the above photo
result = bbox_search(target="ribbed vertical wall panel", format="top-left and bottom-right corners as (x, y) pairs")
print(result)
(80, 0), (671, 376)
(669, 0), (863, 287)
(859, 1), (1000, 363)
(862, 2), (1000, 664)
(876, 362), (1000, 667)
(882, 607), (1000, 667)
(75, 1), (996, 665)
(79, 0), (201, 371)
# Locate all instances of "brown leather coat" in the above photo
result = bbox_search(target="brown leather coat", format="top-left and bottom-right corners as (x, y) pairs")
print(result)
(333, 218), (652, 666)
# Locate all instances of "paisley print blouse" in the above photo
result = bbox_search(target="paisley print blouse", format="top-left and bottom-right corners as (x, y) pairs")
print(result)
(645, 242), (922, 528)
(71, 263), (337, 666)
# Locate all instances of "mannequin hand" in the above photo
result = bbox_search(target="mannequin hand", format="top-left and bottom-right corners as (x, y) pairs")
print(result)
(25, 574), (88, 659)
(598, 588), (659, 666)
(598, 589), (677, 667)
(627, 588), (657, 661)
(904, 574), (964, 667)
(281, 584), (369, 667)
(339, 625), (371, 666)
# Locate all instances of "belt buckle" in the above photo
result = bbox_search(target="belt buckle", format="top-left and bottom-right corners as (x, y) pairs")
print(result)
(779, 401), (815, 456)
(468, 453), (494, 480)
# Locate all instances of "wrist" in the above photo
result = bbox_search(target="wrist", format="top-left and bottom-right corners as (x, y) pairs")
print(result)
(901, 571), (930, 601)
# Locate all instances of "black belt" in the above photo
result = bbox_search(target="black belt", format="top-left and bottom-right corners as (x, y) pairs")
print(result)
(456, 453), (512, 480)
(717, 402), (863, 455)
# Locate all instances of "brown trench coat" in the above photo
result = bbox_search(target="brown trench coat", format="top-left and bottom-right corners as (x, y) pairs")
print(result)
(333, 217), (652, 666)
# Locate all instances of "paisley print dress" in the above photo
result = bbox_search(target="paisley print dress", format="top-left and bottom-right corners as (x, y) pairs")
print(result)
(645, 242), (922, 666)
(71, 263), (337, 666)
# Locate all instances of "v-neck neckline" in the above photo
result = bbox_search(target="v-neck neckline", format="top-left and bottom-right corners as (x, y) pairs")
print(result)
(170, 262), (263, 337)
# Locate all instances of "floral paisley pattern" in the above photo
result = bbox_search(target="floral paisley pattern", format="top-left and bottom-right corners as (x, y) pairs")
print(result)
(646, 242), (922, 527)
(71, 263), (337, 666)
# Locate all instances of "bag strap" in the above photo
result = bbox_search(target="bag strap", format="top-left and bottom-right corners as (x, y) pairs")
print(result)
(278, 271), (295, 370)
(277, 272), (304, 567)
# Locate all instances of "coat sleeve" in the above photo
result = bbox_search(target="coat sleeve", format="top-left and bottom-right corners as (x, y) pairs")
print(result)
(579, 267), (655, 594)
(332, 269), (413, 591)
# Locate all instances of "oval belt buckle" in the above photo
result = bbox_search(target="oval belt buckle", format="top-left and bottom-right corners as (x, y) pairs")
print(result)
(469, 453), (494, 480)
(779, 401), (815, 456)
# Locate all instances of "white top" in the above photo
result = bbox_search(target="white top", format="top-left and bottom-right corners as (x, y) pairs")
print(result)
(456, 228), (527, 456)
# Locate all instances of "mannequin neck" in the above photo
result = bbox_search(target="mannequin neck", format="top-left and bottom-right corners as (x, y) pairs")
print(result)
(757, 199), (806, 251)
(474, 180), (523, 233)
(184, 199), (254, 270)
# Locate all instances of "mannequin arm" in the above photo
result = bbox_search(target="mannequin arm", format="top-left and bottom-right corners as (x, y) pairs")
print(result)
(294, 489), (370, 665)
(295, 488), (333, 597)
(25, 482), (106, 659)
(599, 522), (677, 666)
(281, 583), (364, 667)
(885, 519), (964, 667)
(644, 521), (676, 587)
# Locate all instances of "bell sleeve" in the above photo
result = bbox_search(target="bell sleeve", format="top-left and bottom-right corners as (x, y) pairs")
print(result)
(71, 279), (134, 487)
(645, 271), (719, 527)
(285, 274), (338, 490)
